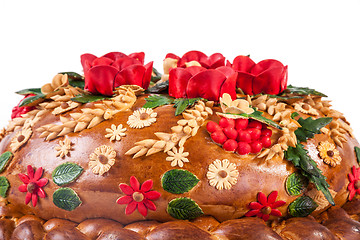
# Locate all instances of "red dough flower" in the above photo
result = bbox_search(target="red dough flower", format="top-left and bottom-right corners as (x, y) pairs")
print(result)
(81, 52), (153, 96)
(117, 176), (161, 217)
(245, 191), (286, 221)
(11, 94), (36, 119)
(228, 55), (288, 95)
(348, 166), (360, 201)
(165, 50), (225, 69)
(168, 66), (237, 101)
(18, 165), (48, 207)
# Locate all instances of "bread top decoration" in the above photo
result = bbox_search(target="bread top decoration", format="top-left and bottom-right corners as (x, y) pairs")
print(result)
(0, 51), (358, 226)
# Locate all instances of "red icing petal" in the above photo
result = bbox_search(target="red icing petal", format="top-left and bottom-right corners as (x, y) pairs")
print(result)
(18, 184), (27, 192)
(119, 184), (134, 195)
(27, 165), (34, 179)
(236, 72), (255, 95)
(125, 201), (137, 215)
(144, 191), (161, 200)
(142, 61), (154, 90)
(143, 199), (157, 211)
(168, 68), (193, 98)
(85, 65), (118, 96)
(349, 189), (356, 201)
(165, 53), (180, 60)
(253, 66), (284, 95)
(209, 53), (225, 69)
(130, 176), (140, 192)
(179, 51), (209, 68)
(245, 209), (260, 217)
(280, 66), (288, 92)
(116, 195), (133, 205)
(112, 56), (141, 70)
(19, 173), (30, 184)
(267, 191), (278, 204)
(349, 173), (355, 182)
(129, 52), (145, 64)
(102, 52), (128, 61)
(34, 167), (43, 181)
(25, 192), (32, 205)
(251, 59), (284, 75)
(92, 57), (114, 67)
(186, 69), (227, 101)
(37, 187), (46, 198)
(32, 193), (38, 207)
(270, 209), (282, 217)
(184, 66), (206, 76)
(81, 53), (97, 72)
(115, 65), (145, 88)
(271, 200), (286, 209)
(140, 179), (153, 192)
(249, 202), (263, 210)
(257, 192), (268, 206)
(137, 202), (148, 217)
(36, 178), (48, 188)
(262, 214), (270, 221)
(219, 71), (237, 100)
(232, 55), (256, 73)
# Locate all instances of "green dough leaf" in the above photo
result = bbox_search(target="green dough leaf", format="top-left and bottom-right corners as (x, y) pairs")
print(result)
(285, 85), (327, 97)
(18, 94), (45, 107)
(143, 94), (174, 109)
(288, 195), (318, 217)
(150, 67), (162, 82)
(71, 94), (111, 103)
(355, 147), (360, 165)
(58, 72), (84, 81)
(0, 151), (13, 173)
(0, 176), (10, 198)
(15, 88), (42, 95)
(286, 172), (309, 196)
(295, 117), (333, 143)
(52, 162), (83, 186)
(162, 169), (199, 194)
(53, 187), (82, 211)
(167, 197), (203, 220)
(173, 98), (204, 116)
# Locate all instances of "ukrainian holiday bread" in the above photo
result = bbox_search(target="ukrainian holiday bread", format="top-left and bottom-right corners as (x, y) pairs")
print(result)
(0, 51), (359, 239)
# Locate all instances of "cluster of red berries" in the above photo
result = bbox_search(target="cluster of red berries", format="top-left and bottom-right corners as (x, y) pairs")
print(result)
(206, 117), (273, 155)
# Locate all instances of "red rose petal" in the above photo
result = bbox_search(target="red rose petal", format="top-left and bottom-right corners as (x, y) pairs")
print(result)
(236, 72), (255, 95)
(85, 65), (118, 96)
(251, 59), (284, 75)
(130, 176), (140, 192)
(232, 55), (256, 73)
(137, 202), (148, 217)
(253, 66), (284, 95)
(179, 50), (209, 68)
(129, 52), (145, 64)
(280, 66), (288, 92)
(186, 69), (226, 101)
(140, 179), (153, 192)
(115, 64), (145, 89)
(92, 57), (114, 67)
(116, 195), (133, 205)
(142, 61), (154, 90)
(125, 201), (137, 215)
(81, 53), (97, 72)
(209, 53), (225, 69)
(168, 68), (193, 99)
(119, 184), (134, 195)
(219, 71), (237, 101)
(165, 53), (180, 60)
(184, 66), (206, 76)
(102, 52), (127, 61)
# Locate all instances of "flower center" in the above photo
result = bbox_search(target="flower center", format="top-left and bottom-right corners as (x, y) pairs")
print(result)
(327, 150), (334, 158)
(218, 170), (228, 178)
(261, 206), (272, 215)
(355, 180), (360, 190)
(132, 192), (144, 202)
(98, 154), (108, 164)
(140, 113), (149, 120)
(17, 134), (25, 143)
(27, 182), (37, 193)
(61, 102), (69, 109)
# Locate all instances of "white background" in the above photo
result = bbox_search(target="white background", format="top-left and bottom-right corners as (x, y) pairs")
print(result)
(0, 0), (359, 136)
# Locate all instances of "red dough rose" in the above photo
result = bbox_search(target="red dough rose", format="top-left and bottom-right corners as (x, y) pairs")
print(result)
(11, 94), (36, 119)
(228, 55), (288, 95)
(81, 52), (153, 96)
(165, 50), (225, 69)
(168, 66), (237, 101)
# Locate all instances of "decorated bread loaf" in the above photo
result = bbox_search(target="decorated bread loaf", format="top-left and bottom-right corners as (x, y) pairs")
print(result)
(0, 51), (360, 239)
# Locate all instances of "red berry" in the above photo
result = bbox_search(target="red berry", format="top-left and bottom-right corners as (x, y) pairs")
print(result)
(250, 141), (263, 153)
(223, 127), (238, 140)
(261, 136), (272, 148)
(248, 120), (263, 129)
(235, 118), (249, 130)
(223, 139), (238, 152)
(237, 130), (252, 143)
(237, 142), (251, 155)
(247, 128), (261, 141)
(219, 118), (235, 129)
(206, 121), (222, 133)
(261, 128), (272, 137)
(211, 130), (227, 145)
